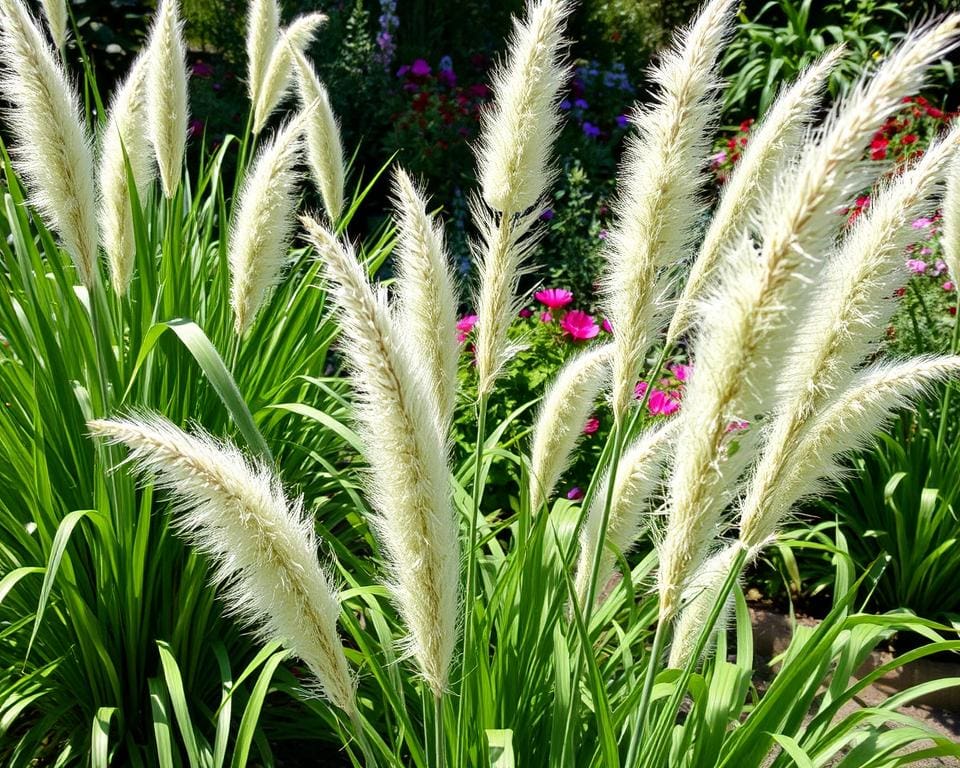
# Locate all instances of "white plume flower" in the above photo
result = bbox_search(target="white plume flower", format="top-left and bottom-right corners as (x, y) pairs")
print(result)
(39, 0), (66, 49)
(302, 217), (459, 698)
(0, 0), (98, 287)
(88, 414), (357, 714)
(246, 0), (280, 109)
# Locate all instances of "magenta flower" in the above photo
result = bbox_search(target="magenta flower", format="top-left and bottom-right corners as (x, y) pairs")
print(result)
(933, 259), (948, 276)
(566, 486), (584, 501)
(912, 217), (933, 229)
(518, 307), (533, 318)
(540, 311), (553, 323)
(188, 118), (205, 138)
(906, 259), (928, 274)
(456, 314), (478, 342)
(410, 58), (431, 77)
(725, 419), (750, 434)
(191, 60), (214, 78)
(561, 310), (600, 340)
(583, 416), (599, 435)
(635, 381), (648, 399)
(535, 288), (574, 309)
(602, 318), (613, 333)
(945, 281), (955, 292)
(648, 389), (680, 416)
(670, 363), (692, 383)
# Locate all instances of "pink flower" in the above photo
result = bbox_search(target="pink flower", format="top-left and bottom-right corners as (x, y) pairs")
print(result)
(933, 259), (948, 276)
(635, 381), (648, 399)
(726, 419), (750, 434)
(912, 217), (933, 229)
(188, 118), (205, 138)
(518, 307), (533, 318)
(906, 259), (928, 274)
(583, 416), (599, 435)
(535, 288), (574, 309)
(920, 247), (934, 256)
(456, 314), (478, 342)
(540, 311), (553, 323)
(648, 389), (680, 416)
(566, 486), (584, 501)
(601, 318), (613, 333)
(944, 281), (955, 292)
(670, 363), (692, 383)
(560, 310), (600, 340)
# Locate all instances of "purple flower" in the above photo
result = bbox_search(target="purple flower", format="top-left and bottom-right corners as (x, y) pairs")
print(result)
(582, 122), (601, 138)
(396, 64), (411, 78)
(559, 99), (572, 111)
(597, 229), (608, 239)
(574, 98), (589, 109)
(906, 258), (928, 274)
(191, 60), (214, 78)
(540, 208), (555, 221)
(616, 114), (629, 128)
(188, 118), (204, 139)
(410, 58), (431, 77)
(566, 487), (584, 501)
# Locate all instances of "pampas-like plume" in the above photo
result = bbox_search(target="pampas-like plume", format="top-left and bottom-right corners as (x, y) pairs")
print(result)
(293, 50), (345, 222)
(98, 53), (154, 295)
(252, 13), (326, 135)
(667, 542), (743, 668)
(740, 358), (960, 548)
(0, 0), (98, 287)
(667, 46), (843, 344)
(476, 0), (570, 214)
(529, 345), (611, 513)
(302, 216), (459, 698)
(246, 0), (280, 109)
(229, 113), (307, 335)
(87, 414), (357, 713)
(145, 0), (188, 199)
(39, 0), (66, 49)
(391, 168), (459, 435)
(943, 154), (960, 283)
(602, 0), (735, 423)
(573, 421), (676, 609)
(659, 19), (960, 621)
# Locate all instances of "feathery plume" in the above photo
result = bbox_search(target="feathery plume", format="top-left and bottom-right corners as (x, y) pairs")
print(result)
(293, 50), (345, 222)
(145, 0), (188, 199)
(602, 0), (735, 423)
(0, 0), (98, 287)
(253, 13), (326, 135)
(391, 168), (459, 435)
(943, 153), (960, 284)
(667, 46), (843, 343)
(246, 0), (280, 109)
(740, 357), (960, 548)
(229, 113), (306, 335)
(98, 53), (154, 295)
(659, 19), (960, 620)
(302, 216), (459, 697)
(573, 421), (676, 609)
(88, 414), (357, 713)
(667, 542), (743, 669)
(529, 345), (611, 513)
(38, 0), (66, 49)
(476, 0), (570, 214)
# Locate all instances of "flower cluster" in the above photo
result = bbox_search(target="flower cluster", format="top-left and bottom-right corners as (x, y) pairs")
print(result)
(709, 118), (752, 184)
(868, 95), (954, 163)
(635, 363), (689, 417)
(558, 59), (635, 144)
(376, 0), (399, 71)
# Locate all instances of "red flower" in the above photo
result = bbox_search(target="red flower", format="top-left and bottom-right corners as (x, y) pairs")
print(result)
(927, 106), (945, 119)
(870, 137), (889, 160)
(739, 118), (754, 132)
(901, 134), (918, 145)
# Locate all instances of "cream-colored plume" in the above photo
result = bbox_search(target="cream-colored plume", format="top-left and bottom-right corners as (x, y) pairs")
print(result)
(529, 345), (611, 513)
(145, 0), (188, 199)
(476, 0), (570, 214)
(253, 13), (326, 134)
(303, 216), (459, 698)
(88, 414), (357, 713)
(602, 0), (735, 423)
(246, 0), (280, 109)
(740, 357), (960, 548)
(98, 53), (154, 295)
(0, 0), (98, 287)
(573, 421), (676, 609)
(39, 0), (66, 49)
(229, 113), (306, 335)
(667, 542), (743, 668)
(667, 46), (843, 343)
(391, 168), (459, 435)
(293, 50), (345, 222)
(659, 18), (960, 621)
(943, 153), (960, 284)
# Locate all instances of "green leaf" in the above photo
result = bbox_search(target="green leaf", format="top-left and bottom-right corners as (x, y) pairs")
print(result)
(486, 729), (515, 768)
